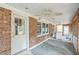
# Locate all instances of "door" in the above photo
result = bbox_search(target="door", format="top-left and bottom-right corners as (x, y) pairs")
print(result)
(63, 26), (69, 41)
(11, 14), (27, 54)
(56, 25), (63, 40)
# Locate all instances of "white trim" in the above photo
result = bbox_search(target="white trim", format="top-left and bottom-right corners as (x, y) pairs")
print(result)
(11, 12), (14, 55)
(37, 22), (49, 37)
(29, 37), (51, 50)
(26, 16), (30, 50)
(11, 12), (28, 54)
(37, 33), (49, 37)
(11, 12), (14, 38)
(13, 48), (27, 55)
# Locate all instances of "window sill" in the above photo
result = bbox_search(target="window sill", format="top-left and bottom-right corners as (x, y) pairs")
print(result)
(37, 33), (49, 37)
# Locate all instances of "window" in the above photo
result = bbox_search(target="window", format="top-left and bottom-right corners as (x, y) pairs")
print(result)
(63, 26), (69, 34)
(37, 22), (49, 36)
(41, 23), (46, 34)
(46, 24), (48, 33)
(15, 17), (25, 35)
(57, 25), (63, 32)
(37, 22), (41, 35)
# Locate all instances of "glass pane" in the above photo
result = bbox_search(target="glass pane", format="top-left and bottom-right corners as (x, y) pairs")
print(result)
(42, 23), (45, 34)
(46, 24), (48, 33)
(37, 22), (41, 35)
(57, 25), (63, 32)
(64, 26), (69, 34)
(15, 17), (25, 35)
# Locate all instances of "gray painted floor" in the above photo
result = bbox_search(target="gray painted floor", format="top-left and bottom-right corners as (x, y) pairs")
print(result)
(31, 39), (76, 55)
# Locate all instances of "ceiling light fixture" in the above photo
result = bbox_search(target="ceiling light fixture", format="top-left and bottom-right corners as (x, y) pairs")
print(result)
(25, 7), (29, 10)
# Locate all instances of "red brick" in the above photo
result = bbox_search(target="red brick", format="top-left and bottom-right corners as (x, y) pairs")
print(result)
(0, 8), (11, 55)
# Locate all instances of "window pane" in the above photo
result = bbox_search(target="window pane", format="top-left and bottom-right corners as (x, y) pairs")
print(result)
(42, 23), (46, 34)
(37, 22), (49, 35)
(37, 22), (41, 35)
(15, 18), (25, 35)
(46, 24), (48, 33)
(64, 26), (69, 34)
(57, 25), (63, 32)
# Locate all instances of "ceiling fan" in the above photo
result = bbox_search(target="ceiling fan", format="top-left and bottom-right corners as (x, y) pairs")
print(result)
(42, 8), (63, 16)
(36, 8), (63, 21)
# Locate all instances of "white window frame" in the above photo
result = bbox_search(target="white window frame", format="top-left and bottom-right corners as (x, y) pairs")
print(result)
(37, 22), (49, 37)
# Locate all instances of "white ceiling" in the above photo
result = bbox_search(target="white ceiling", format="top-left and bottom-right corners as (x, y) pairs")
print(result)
(6, 3), (79, 24)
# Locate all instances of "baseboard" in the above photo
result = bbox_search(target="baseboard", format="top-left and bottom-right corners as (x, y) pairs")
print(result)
(13, 48), (27, 55)
(13, 37), (51, 54)
(29, 37), (51, 50)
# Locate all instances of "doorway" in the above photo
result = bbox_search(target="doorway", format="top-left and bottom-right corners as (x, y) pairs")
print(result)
(11, 13), (28, 54)
(63, 25), (69, 41)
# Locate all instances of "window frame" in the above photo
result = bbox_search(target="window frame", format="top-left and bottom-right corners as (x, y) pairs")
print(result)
(13, 15), (25, 36)
(37, 22), (49, 37)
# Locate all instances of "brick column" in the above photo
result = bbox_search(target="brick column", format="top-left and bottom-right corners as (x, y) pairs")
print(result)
(0, 7), (11, 55)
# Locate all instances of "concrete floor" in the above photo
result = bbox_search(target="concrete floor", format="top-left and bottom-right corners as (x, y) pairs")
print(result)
(17, 39), (76, 55)
(31, 39), (76, 55)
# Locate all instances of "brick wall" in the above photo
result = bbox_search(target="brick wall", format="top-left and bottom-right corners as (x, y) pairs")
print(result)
(0, 7), (11, 55)
(49, 24), (54, 36)
(29, 16), (54, 48)
(78, 23), (79, 54)
(29, 16), (37, 47)
(69, 9), (79, 54)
